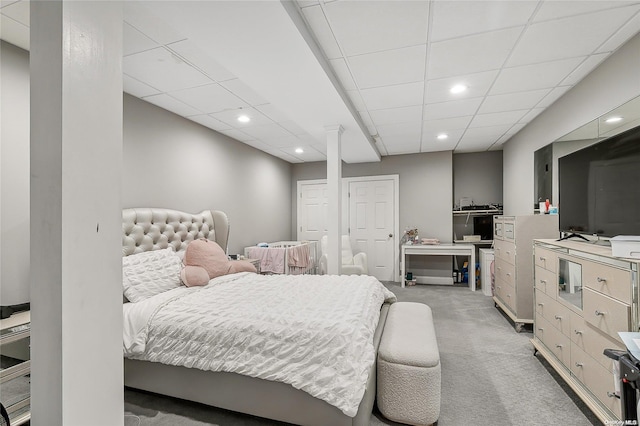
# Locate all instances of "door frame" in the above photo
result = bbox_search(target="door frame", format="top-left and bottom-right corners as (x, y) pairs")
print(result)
(297, 175), (399, 281)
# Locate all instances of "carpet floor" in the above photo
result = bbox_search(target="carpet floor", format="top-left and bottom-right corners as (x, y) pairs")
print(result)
(124, 282), (603, 426)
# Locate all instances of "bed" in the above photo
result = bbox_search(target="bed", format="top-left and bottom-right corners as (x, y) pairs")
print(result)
(121, 208), (395, 426)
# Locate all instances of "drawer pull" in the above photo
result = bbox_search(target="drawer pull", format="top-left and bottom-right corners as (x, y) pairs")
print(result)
(595, 310), (606, 316)
(555, 344), (563, 348)
(607, 391), (620, 399)
(537, 327), (544, 332)
(575, 362), (583, 367)
(506, 251), (510, 254)
(537, 303), (544, 307)
(574, 330), (583, 335)
(597, 277), (607, 283)
(539, 256), (546, 261)
(554, 315), (562, 320)
(506, 273), (512, 276)
(539, 279), (547, 284)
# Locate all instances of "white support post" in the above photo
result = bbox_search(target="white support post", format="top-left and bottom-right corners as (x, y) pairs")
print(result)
(326, 125), (344, 275)
(30, 2), (124, 425)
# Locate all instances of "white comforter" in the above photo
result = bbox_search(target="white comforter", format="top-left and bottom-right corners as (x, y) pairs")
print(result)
(123, 272), (396, 416)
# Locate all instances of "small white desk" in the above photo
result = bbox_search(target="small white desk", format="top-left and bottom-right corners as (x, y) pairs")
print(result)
(401, 243), (476, 291)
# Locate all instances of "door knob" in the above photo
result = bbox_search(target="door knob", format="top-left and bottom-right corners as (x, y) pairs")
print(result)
(389, 233), (393, 238)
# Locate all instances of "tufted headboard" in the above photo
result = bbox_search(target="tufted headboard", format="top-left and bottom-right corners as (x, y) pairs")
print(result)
(122, 208), (229, 257)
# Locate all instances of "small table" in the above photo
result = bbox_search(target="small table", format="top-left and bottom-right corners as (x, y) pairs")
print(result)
(401, 243), (476, 291)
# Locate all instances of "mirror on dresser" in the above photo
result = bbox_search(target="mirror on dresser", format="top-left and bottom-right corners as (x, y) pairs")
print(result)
(558, 258), (582, 309)
(533, 95), (640, 211)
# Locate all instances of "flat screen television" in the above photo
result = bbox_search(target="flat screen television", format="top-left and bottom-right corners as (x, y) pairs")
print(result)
(558, 125), (640, 238)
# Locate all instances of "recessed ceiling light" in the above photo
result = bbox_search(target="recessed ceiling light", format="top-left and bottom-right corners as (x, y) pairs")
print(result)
(450, 84), (467, 94)
(605, 116), (623, 123)
(437, 133), (448, 140)
(237, 115), (251, 123)
(295, 148), (304, 154)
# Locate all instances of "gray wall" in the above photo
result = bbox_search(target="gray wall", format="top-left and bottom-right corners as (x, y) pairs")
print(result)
(503, 33), (640, 216)
(123, 94), (292, 255)
(453, 151), (503, 208)
(1, 41), (30, 306)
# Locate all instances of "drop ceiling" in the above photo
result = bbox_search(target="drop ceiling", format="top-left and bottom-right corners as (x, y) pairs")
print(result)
(2, 1), (640, 163)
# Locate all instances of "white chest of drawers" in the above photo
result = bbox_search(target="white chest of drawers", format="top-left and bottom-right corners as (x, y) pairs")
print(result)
(532, 239), (639, 423)
(492, 215), (558, 331)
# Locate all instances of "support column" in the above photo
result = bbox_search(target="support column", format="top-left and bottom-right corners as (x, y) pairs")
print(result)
(326, 125), (343, 275)
(30, 2), (123, 425)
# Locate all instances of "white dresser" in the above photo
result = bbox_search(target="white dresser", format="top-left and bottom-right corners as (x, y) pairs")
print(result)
(493, 215), (559, 331)
(532, 239), (639, 423)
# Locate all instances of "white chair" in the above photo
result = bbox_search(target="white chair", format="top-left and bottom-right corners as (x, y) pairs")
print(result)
(319, 235), (368, 275)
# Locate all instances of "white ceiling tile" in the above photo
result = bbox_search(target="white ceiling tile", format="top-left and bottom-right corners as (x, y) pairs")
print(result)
(1, 0), (27, 25)
(268, 135), (307, 149)
(188, 114), (233, 132)
(377, 121), (422, 148)
(218, 129), (255, 143)
(297, 1), (321, 9)
(123, 74), (161, 98)
(368, 105), (423, 127)
(477, 89), (551, 114)
(268, 150), (301, 164)
(124, 22), (158, 56)
(425, 70), (499, 104)
(329, 58), (357, 91)
(533, 1), (638, 22)
(423, 116), (473, 133)
(219, 79), (269, 106)
(301, 5), (343, 60)
(456, 125), (513, 151)
(469, 110), (528, 128)
(142, 94), (202, 117)
(431, 1), (538, 41)
(169, 83), (249, 114)
(124, 2), (185, 45)
(282, 146), (326, 162)
(348, 45), (426, 89)
(421, 129), (464, 152)
(323, 0), (429, 56)
(241, 123), (296, 144)
(597, 9), (640, 53)
(385, 140), (423, 155)
(210, 107), (274, 128)
(278, 121), (308, 135)
(507, 8), (635, 67)
(423, 98), (484, 120)
(167, 40), (236, 82)
(560, 53), (609, 85)
(254, 104), (291, 123)
(490, 57), (584, 94)
(0, 13), (29, 50)
(312, 143), (327, 155)
(360, 81), (424, 110)
(123, 47), (212, 92)
(536, 86), (572, 108)
(518, 107), (545, 123)
(428, 27), (522, 79)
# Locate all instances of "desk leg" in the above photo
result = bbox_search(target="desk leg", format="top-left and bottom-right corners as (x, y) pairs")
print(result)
(401, 247), (405, 288)
(470, 249), (476, 291)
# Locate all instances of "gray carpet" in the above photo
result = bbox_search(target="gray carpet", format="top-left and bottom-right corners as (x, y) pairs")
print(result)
(124, 282), (602, 426)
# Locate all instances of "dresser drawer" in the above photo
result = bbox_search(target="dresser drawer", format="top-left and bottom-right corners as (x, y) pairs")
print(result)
(496, 261), (516, 287)
(503, 221), (515, 241)
(535, 247), (557, 274)
(570, 310), (625, 373)
(570, 343), (621, 419)
(536, 314), (571, 368)
(494, 240), (515, 265)
(535, 265), (557, 298)
(583, 261), (631, 305)
(494, 220), (503, 239)
(583, 287), (630, 342)
(495, 278), (516, 312)
(536, 290), (571, 337)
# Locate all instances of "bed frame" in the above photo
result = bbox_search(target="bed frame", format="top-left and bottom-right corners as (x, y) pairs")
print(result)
(122, 207), (389, 426)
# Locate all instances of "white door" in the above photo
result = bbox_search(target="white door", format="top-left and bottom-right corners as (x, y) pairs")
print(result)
(349, 179), (396, 282)
(298, 181), (328, 242)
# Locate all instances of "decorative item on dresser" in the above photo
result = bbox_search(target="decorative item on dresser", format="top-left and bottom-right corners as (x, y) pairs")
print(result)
(532, 239), (639, 424)
(492, 215), (559, 332)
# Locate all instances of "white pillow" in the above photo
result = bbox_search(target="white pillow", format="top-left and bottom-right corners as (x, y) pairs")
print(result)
(122, 248), (182, 302)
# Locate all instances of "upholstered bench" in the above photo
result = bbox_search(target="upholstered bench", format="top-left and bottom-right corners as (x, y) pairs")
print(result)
(377, 302), (441, 426)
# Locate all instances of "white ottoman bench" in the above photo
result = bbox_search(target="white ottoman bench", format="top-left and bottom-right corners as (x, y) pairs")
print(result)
(377, 302), (441, 426)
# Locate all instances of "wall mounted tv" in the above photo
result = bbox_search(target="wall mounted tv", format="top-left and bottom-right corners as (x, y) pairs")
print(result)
(558, 125), (640, 238)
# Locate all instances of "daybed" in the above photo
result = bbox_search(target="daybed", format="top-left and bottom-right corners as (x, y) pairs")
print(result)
(121, 208), (395, 426)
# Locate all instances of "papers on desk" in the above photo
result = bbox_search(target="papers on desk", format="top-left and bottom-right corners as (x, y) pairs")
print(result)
(619, 332), (640, 361)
